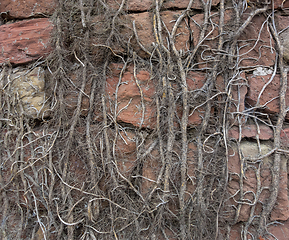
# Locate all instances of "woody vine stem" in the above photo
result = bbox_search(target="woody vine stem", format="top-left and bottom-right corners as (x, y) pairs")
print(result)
(0, 0), (288, 239)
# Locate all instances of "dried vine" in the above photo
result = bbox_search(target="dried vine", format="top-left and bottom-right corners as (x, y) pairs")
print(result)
(1, 0), (288, 239)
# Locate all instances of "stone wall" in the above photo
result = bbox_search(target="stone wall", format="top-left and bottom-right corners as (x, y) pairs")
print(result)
(1, 0), (289, 239)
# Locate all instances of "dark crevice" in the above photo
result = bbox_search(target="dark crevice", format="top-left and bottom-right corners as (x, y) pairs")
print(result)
(0, 12), (52, 24)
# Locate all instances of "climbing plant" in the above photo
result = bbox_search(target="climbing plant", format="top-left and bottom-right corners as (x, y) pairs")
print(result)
(1, 0), (288, 239)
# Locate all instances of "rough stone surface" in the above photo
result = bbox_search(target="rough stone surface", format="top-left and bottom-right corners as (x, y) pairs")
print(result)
(106, 64), (207, 128)
(228, 124), (274, 140)
(267, 219), (289, 240)
(106, 63), (156, 128)
(123, 11), (190, 58)
(275, 0), (289, 8)
(238, 13), (276, 68)
(162, 0), (220, 9)
(275, 14), (289, 63)
(246, 73), (289, 118)
(2, 0), (289, 238)
(107, 0), (220, 12)
(227, 219), (289, 240)
(94, 7), (281, 68)
(0, 0), (56, 19)
(0, 18), (53, 65)
(281, 127), (289, 146)
(187, 8), (275, 69)
(227, 141), (289, 223)
(249, 0), (289, 9)
(141, 141), (196, 199)
(186, 71), (207, 126)
(276, 13), (289, 31)
(216, 72), (248, 125)
(63, 72), (91, 117)
(189, 9), (234, 51)
(280, 29), (289, 63)
(112, 129), (137, 177)
(10, 67), (48, 118)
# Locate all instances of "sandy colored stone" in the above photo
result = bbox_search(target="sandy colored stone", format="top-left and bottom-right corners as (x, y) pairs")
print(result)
(0, 0), (56, 19)
(10, 67), (49, 118)
(0, 18), (53, 65)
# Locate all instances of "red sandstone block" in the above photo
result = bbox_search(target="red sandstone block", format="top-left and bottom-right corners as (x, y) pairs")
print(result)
(189, 9), (277, 69)
(0, 18), (53, 65)
(275, 13), (289, 31)
(111, 129), (137, 177)
(141, 141), (196, 200)
(183, 71), (208, 126)
(227, 220), (289, 240)
(0, 0), (56, 19)
(238, 13), (276, 68)
(216, 72), (248, 125)
(121, 10), (190, 58)
(226, 141), (289, 223)
(228, 124), (274, 140)
(246, 73), (289, 119)
(107, 0), (220, 12)
(105, 63), (207, 128)
(280, 128), (289, 147)
(249, 0), (289, 9)
(106, 63), (156, 129)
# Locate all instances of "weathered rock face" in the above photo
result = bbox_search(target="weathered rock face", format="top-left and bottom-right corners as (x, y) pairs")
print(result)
(246, 72), (289, 118)
(238, 13), (277, 68)
(280, 29), (289, 63)
(0, 18), (53, 65)
(228, 124), (274, 140)
(0, 0), (56, 19)
(107, 0), (220, 11)
(110, 129), (137, 177)
(105, 63), (207, 128)
(2, 0), (289, 240)
(10, 67), (48, 118)
(119, 10), (191, 58)
(106, 63), (156, 128)
(227, 140), (289, 222)
(228, 220), (289, 240)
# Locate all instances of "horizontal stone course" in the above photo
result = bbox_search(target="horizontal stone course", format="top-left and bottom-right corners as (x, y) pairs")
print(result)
(1, 0), (289, 239)
(0, 0), (56, 19)
(0, 18), (53, 65)
(107, 0), (220, 12)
